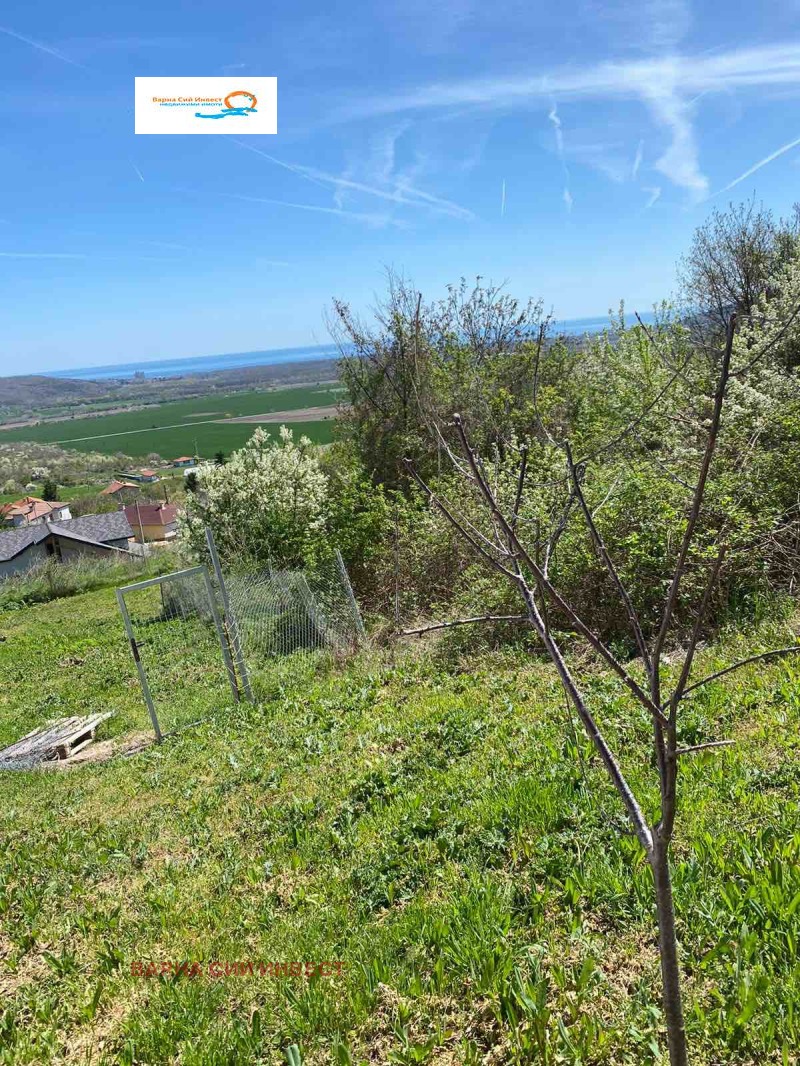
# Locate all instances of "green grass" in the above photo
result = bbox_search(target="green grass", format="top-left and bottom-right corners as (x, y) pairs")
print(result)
(1, 588), (800, 1063)
(0, 385), (341, 458)
(0, 485), (101, 505)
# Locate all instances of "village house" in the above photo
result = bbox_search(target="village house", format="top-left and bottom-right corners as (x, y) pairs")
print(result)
(100, 479), (141, 502)
(171, 456), (197, 468)
(123, 502), (178, 544)
(0, 512), (135, 579)
(0, 496), (72, 528)
(117, 469), (160, 484)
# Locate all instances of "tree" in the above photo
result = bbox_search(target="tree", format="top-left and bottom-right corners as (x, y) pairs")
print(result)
(214, 450), (226, 466)
(679, 199), (800, 362)
(184, 471), (198, 493)
(403, 253), (800, 1065)
(41, 478), (59, 501)
(331, 273), (550, 489)
(180, 427), (328, 568)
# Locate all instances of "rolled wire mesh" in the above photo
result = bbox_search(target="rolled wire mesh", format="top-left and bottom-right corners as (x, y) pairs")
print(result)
(222, 552), (363, 670)
(120, 568), (235, 735)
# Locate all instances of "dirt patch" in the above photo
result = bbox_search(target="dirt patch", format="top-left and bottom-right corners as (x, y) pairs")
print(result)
(220, 405), (338, 424)
(55, 731), (155, 768)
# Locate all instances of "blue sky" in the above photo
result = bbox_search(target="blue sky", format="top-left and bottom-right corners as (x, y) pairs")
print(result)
(1, 0), (800, 374)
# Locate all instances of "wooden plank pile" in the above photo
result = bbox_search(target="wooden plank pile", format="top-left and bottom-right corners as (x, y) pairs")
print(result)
(0, 713), (113, 769)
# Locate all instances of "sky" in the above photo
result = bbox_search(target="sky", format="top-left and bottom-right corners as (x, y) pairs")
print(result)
(1, 0), (800, 374)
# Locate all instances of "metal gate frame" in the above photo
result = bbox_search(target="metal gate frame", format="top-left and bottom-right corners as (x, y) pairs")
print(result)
(116, 565), (240, 742)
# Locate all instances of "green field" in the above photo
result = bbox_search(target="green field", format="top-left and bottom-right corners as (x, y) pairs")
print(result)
(0, 384), (342, 459)
(0, 484), (99, 505)
(2, 583), (800, 1062)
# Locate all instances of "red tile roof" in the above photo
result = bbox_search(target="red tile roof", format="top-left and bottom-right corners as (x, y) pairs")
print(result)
(101, 479), (140, 495)
(0, 496), (67, 522)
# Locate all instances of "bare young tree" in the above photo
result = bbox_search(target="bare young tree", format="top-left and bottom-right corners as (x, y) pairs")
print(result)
(404, 308), (800, 1065)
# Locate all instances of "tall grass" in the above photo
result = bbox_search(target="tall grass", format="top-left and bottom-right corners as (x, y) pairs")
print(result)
(0, 553), (172, 612)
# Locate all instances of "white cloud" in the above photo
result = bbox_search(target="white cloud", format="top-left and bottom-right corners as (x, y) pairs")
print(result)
(338, 43), (800, 197)
(644, 84), (708, 200)
(548, 100), (574, 208)
(341, 45), (800, 118)
(643, 186), (662, 208)
(548, 102), (564, 158)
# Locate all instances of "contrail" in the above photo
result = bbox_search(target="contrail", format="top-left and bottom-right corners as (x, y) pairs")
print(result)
(500, 179), (506, 218)
(716, 134), (800, 195)
(0, 26), (88, 69)
(132, 163), (145, 183)
(230, 137), (474, 220)
(0, 251), (89, 259)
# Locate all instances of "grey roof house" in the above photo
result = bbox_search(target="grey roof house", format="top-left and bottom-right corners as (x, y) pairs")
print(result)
(0, 512), (134, 580)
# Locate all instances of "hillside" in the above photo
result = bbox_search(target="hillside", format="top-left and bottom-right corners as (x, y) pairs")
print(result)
(0, 359), (339, 425)
(1, 585), (799, 1063)
(0, 375), (108, 413)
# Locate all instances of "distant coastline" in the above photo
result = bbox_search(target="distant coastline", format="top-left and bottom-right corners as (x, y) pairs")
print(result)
(41, 312), (656, 383)
(46, 343), (341, 383)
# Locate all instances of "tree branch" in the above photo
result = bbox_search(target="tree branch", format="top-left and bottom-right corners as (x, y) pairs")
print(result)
(652, 315), (737, 677)
(674, 645), (800, 704)
(566, 443), (652, 672)
(450, 415), (670, 727)
(669, 544), (728, 713)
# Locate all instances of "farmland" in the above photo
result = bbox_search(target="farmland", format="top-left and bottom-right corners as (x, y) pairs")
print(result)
(0, 383), (342, 459)
(2, 582), (800, 1062)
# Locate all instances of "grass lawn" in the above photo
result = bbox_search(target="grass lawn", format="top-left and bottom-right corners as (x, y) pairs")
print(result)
(1, 587), (800, 1063)
(0, 485), (100, 505)
(0, 385), (341, 459)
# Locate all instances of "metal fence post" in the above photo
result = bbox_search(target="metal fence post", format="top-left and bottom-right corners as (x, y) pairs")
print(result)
(334, 549), (366, 644)
(205, 527), (255, 703)
(201, 565), (241, 704)
(116, 587), (163, 743)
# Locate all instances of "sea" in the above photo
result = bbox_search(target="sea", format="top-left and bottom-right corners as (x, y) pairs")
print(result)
(45, 313), (655, 383)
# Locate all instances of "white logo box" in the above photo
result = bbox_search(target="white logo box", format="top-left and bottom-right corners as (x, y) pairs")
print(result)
(135, 77), (277, 135)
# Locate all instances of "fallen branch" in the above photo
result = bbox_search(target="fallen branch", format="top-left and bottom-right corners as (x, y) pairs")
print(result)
(676, 739), (735, 756)
(400, 614), (529, 636)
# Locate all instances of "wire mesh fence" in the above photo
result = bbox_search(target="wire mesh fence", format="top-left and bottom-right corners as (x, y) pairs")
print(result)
(116, 532), (365, 743)
(222, 551), (364, 670)
(116, 565), (239, 739)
